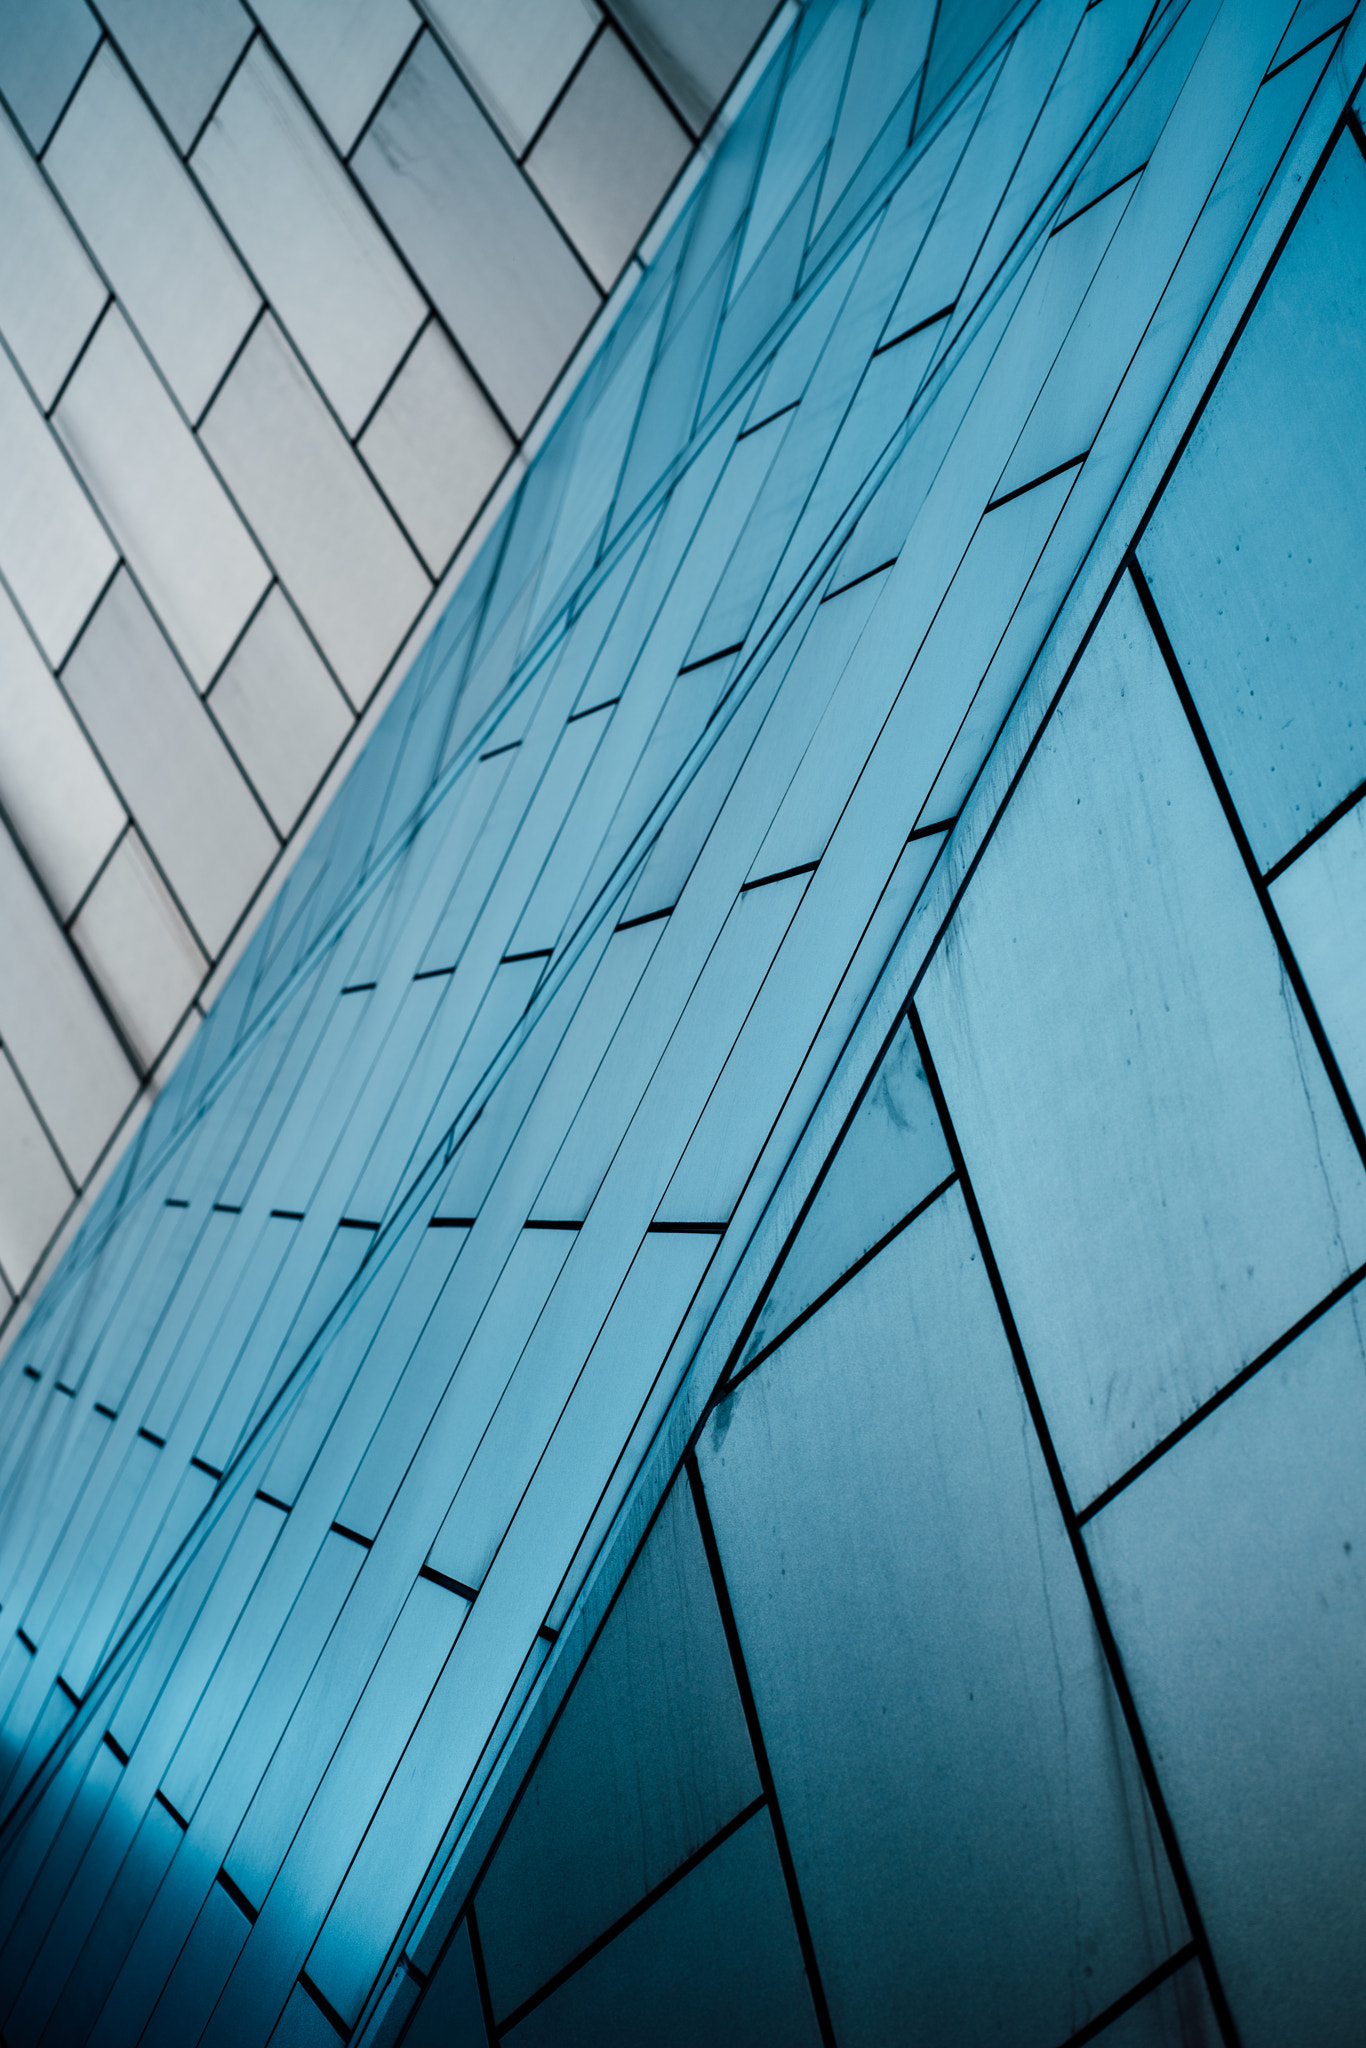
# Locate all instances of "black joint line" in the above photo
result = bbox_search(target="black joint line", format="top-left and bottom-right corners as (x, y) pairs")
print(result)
(55, 1383), (75, 1397)
(536, 1622), (559, 1643)
(164, 1196), (188, 1208)
(738, 399), (799, 438)
(17, 1630), (36, 1655)
(822, 559), (896, 603)
(647, 1220), (727, 1234)
(1063, 1943), (1200, 2046)
(212, 1202), (241, 1215)
(22, 1366), (40, 1381)
(908, 816), (957, 841)
(501, 948), (552, 964)
(741, 860), (819, 893)
(191, 1456), (223, 1480)
(419, 1564), (478, 1600)
(338, 1217), (380, 1230)
(216, 1867), (258, 1924)
(94, 1402), (117, 1420)
(429, 1215), (475, 1227)
(155, 1789), (188, 1829)
(329, 1521), (373, 1549)
(615, 904), (674, 930)
(270, 1208), (304, 1221)
(137, 1427), (165, 1448)
(985, 451), (1087, 513)
(872, 302), (956, 354)
(103, 1731), (130, 1766)
(255, 1490), (291, 1513)
(298, 1970), (351, 2037)
(340, 981), (376, 995)
(679, 643), (743, 675)
(1050, 163), (1146, 237)
(524, 1217), (582, 1231)
(478, 738), (521, 760)
(56, 1676), (82, 1707)
(567, 696), (618, 721)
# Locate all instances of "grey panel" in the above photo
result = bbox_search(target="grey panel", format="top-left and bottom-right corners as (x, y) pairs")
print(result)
(917, 575), (1366, 1508)
(502, 1809), (820, 2047)
(71, 828), (208, 1070)
(46, 45), (259, 419)
(200, 317), (430, 708)
(0, 579), (124, 919)
(1087, 1284), (1366, 2048)
(0, 103), (106, 408)
(192, 41), (425, 434)
(0, 0), (99, 150)
(700, 1187), (1187, 2048)
(526, 28), (690, 289)
(422, 0), (598, 154)
(0, 1050), (74, 1292)
(249, 0), (420, 154)
(0, 337), (117, 665)
(1139, 134), (1366, 873)
(63, 572), (278, 955)
(353, 33), (600, 433)
(98, 0), (252, 152)
(208, 588), (353, 833)
(0, 819), (136, 1180)
(358, 322), (513, 575)
(1272, 797), (1366, 1125)
(475, 1477), (759, 2020)
(610, 0), (776, 131)
(53, 309), (270, 687)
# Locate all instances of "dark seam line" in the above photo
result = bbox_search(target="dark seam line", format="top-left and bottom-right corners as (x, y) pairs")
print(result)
(340, 981), (376, 994)
(56, 1677), (81, 1706)
(647, 1219), (727, 1234)
(351, 312), (429, 443)
(191, 1457), (222, 1480)
(501, 948), (552, 964)
(330, 1522), (372, 1549)
(615, 904), (674, 930)
(1058, 1944), (1199, 2047)
(741, 860), (819, 892)
(872, 302), (956, 355)
(679, 643), (743, 674)
(1132, 557), (1366, 1180)
(822, 558), (896, 602)
(418, 1564), (477, 1601)
(22, 1367), (40, 1381)
(94, 1402), (116, 1420)
(298, 1970), (351, 2038)
(137, 1428), (164, 1448)
(164, 1197), (188, 1208)
(536, 1622), (559, 1643)
(401, 1953), (427, 1987)
(428, 1215), (475, 1228)
(16, 1632), (35, 1654)
(517, 16), (605, 162)
(270, 1209), (304, 1221)
(1129, 0), (1164, 62)
(193, 300), (267, 429)
(212, 1204), (241, 1217)
(44, 291), (113, 418)
(255, 1490), (290, 1513)
(907, 1010), (1241, 2047)
(466, 1904), (499, 2045)
(1264, 774), (1366, 883)
(724, 1172), (960, 1395)
(413, 965), (455, 980)
(737, 399), (799, 438)
(338, 1217), (380, 1230)
(908, 815), (957, 840)
(216, 1868), (258, 1925)
(1265, 19), (1348, 79)
(524, 1218), (582, 1231)
(494, 1794), (769, 2035)
(567, 696), (619, 721)
(102, 1731), (129, 1766)
(686, 1455), (838, 2046)
(1050, 163), (1146, 236)
(155, 1790), (187, 1829)
(985, 451), (1087, 513)
(184, 23), (258, 155)
(1080, 1260), (1366, 1525)
(36, 26), (104, 155)
(478, 739), (521, 759)
(1347, 103), (1366, 165)
(55, 1383), (75, 1397)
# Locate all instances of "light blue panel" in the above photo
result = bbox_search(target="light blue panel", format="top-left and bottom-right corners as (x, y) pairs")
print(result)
(738, 1014), (953, 1367)
(1272, 796), (1366, 1122)
(1140, 132), (1366, 873)
(475, 1477), (758, 2021)
(918, 574), (1366, 1508)
(916, 0), (1017, 137)
(0, 0), (98, 149)
(502, 1808), (820, 2048)
(814, 0), (936, 236)
(700, 1186), (1185, 2048)
(1086, 1283), (1366, 2048)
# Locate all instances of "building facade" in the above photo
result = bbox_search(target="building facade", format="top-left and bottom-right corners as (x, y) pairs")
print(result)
(0, 1), (1364, 2044)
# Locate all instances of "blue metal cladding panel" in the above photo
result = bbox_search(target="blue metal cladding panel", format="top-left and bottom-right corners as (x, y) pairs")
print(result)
(1, 1), (1364, 2043)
